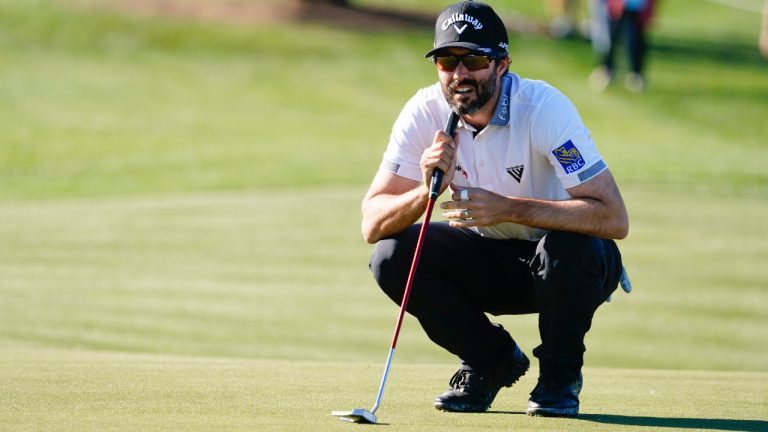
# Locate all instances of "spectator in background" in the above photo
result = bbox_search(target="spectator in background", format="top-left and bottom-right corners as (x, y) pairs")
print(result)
(547, 0), (582, 38)
(589, 0), (611, 57)
(760, 0), (768, 57)
(589, 0), (657, 92)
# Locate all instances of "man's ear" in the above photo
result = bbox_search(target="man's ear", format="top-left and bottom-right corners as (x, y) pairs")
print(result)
(496, 56), (510, 73)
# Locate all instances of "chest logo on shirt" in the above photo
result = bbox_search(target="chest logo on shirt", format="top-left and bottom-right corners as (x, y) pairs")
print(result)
(505, 165), (524, 183)
(552, 140), (586, 173)
(455, 165), (469, 179)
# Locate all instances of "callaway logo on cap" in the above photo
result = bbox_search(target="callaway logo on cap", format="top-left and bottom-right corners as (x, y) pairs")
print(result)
(425, 1), (509, 58)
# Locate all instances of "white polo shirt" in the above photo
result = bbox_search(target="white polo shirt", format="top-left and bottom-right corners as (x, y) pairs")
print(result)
(381, 72), (608, 241)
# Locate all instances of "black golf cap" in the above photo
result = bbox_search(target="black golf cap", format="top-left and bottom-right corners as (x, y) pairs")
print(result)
(424, 1), (508, 58)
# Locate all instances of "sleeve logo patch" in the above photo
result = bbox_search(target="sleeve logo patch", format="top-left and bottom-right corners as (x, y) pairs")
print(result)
(383, 160), (400, 174)
(552, 140), (586, 173)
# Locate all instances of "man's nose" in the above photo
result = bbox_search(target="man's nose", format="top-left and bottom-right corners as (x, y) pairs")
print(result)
(452, 60), (470, 80)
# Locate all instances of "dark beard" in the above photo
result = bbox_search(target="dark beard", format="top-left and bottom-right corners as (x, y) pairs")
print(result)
(442, 72), (497, 115)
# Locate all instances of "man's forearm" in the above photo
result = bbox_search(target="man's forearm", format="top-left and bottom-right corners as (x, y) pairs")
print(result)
(362, 186), (429, 244)
(503, 195), (628, 240)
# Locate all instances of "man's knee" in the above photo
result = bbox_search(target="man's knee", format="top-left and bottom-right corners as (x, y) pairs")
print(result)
(533, 231), (607, 290)
(539, 230), (602, 265)
(369, 227), (419, 301)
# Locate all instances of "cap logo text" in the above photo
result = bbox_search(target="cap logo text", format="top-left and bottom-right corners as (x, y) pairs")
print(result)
(441, 13), (484, 32)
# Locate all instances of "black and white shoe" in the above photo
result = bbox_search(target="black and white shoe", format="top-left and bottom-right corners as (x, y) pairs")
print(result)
(434, 345), (530, 412)
(527, 372), (583, 417)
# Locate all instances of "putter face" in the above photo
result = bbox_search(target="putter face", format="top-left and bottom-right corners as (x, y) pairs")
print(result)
(331, 408), (377, 424)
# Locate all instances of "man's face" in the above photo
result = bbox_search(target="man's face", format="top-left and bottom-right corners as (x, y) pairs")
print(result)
(435, 48), (506, 116)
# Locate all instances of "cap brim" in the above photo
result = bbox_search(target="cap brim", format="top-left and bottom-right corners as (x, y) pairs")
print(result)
(424, 41), (498, 57)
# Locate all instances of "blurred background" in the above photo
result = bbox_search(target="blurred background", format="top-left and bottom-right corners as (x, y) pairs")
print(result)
(1, 0), (767, 375)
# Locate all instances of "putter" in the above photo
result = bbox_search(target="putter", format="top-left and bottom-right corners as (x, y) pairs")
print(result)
(333, 111), (460, 424)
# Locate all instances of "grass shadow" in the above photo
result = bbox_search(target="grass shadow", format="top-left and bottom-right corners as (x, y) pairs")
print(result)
(578, 413), (768, 432)
(485, 410), (528, 415)
(481, 411), (766, 431)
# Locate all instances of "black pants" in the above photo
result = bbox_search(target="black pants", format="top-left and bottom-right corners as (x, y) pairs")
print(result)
(370, 223), (622, 380)
(603, 11), (646, 75)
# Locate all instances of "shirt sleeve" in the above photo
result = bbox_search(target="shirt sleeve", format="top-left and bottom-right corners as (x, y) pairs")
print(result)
(380, 87), (443, 183)
(530, 87), (607, 189)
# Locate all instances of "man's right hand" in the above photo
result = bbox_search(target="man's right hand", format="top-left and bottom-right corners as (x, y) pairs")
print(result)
(420, 129), (457, 196)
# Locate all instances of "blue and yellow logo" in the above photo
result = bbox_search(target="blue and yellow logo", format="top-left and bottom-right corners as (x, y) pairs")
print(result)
(552, 140), (586, 174)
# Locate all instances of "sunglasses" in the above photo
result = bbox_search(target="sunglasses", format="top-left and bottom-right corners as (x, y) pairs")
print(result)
(433, 54), (495, 72)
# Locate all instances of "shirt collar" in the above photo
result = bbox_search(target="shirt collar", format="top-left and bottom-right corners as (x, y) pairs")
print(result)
(489, 73), (512, 127)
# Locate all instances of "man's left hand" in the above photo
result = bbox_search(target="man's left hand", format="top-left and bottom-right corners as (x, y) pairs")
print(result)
(440, 187), (510, 227)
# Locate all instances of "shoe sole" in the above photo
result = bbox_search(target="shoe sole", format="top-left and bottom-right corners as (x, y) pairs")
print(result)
(434, 402), (487, 412)
(526, 407), (579, 417)
(434, 355), (530, 413)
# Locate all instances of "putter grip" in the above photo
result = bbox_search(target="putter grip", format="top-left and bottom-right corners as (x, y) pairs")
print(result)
(429, 111), (460, 198)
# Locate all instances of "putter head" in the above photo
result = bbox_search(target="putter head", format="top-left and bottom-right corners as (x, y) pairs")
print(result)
(331, 408), (377, 424)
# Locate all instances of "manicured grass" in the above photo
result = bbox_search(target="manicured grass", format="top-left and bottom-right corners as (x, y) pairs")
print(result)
(1, 187), (766, 370)
(1, 346), (766, 431)
(1, 0), (766, 200)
